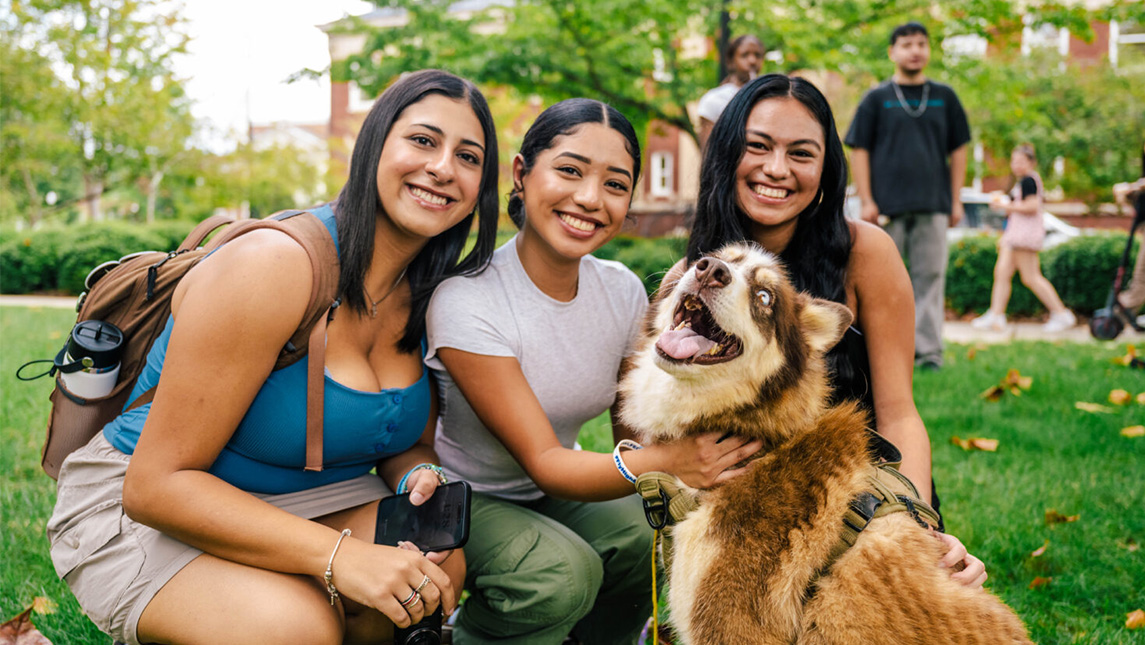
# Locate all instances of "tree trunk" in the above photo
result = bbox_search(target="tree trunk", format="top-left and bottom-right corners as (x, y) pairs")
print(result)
(82, 174), (104, 222)
(20, 168), (43, 226)
(145, 169), (164, 224)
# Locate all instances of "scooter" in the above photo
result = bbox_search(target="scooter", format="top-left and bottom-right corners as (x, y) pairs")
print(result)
(1090, 196), (1145, 341)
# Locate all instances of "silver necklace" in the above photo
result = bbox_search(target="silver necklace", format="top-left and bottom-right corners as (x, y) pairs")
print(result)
(892, 80), (930, 118)
(365, 266), (407, 318)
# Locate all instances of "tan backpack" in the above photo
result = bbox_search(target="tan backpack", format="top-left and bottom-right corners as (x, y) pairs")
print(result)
(27, 210), (340, 478)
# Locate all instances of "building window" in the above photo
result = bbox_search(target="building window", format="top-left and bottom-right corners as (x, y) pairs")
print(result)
(650, 151), (673, 198)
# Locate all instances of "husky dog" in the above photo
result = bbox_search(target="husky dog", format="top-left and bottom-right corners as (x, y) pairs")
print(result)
(618, 243), (1030, 644)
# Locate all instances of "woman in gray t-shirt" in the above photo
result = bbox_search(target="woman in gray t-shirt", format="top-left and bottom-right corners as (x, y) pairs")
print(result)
(426, 99), (761, 644)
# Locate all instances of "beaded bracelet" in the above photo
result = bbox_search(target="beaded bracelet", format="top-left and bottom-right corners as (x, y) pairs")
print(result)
(612, 439), (643, 484)
(396, 463), (448, 494)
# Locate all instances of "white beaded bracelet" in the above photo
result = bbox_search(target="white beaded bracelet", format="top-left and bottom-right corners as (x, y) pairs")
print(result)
(612, 439), (643, 484)
(324, 528), (352, 605)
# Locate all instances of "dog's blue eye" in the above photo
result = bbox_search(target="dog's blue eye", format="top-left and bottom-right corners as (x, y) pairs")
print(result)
(756, 289), (772, 306)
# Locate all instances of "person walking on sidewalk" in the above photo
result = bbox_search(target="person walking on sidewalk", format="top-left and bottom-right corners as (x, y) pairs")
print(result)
(846, 21), (970, 370)
(972, 144), (1076, 333)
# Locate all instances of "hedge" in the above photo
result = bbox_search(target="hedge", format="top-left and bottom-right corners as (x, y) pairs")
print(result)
(0, 221), (196, 295)
(2, 223), (1136, 319)
(946, 231), (1137, 316)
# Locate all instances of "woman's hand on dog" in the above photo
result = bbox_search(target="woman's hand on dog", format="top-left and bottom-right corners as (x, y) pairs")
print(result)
(652, 432), (764, 489)
(936, 531), (988, 588)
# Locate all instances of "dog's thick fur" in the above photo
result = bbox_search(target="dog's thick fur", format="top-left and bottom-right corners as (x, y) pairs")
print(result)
(618, 243), (1030, 644)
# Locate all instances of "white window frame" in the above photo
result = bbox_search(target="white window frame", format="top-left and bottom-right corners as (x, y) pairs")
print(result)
(649, 151), (674, 198)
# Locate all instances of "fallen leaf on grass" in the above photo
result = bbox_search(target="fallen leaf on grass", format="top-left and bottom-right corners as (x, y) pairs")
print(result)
(1110, 389), (1133, 405)
(1030, 540), (1049, 557)
(1138, 392), (1145, 405)
(950, 436), (1000, 451)
(966, 344), (987, 361)
(0, 607), (53, 645)
(980, 369), (1033, 400)
(980, 385), (1004, 401)
(1028, 576), (1053, 589)
(1075, 402), (1115, 414)
(1122, 425), (1145, 438)
(29, 597), (55, 615)
(1003, 368), (1033, 390)
(1127, 609), (1145, 630)
(1045, 509), (1080, 525)
(1118, 538), (1140, 552)
(1113, 345), (1138, 366)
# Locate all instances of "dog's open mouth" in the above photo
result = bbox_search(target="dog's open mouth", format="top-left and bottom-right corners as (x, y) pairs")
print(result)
(655, 294), (743, 364)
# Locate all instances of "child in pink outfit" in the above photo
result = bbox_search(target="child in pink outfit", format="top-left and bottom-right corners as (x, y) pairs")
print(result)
(972, 144), (1076, 333)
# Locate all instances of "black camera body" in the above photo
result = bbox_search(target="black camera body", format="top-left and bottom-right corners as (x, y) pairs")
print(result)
(394, 606), (443, 645)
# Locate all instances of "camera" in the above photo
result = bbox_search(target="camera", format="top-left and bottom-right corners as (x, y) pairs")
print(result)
(394, 606), (442, 645)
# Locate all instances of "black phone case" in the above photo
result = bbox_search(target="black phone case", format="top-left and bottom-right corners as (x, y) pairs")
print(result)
(374, 480), (471, 552)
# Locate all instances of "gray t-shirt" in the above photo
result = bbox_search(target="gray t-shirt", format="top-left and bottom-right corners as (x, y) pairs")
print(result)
(425, 236), (649, 501)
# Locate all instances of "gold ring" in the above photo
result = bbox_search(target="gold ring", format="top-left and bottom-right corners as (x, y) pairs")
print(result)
(415, 574), (431, 593)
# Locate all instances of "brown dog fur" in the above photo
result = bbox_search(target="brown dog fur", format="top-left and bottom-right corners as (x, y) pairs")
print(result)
(618, 243), (1030, 644)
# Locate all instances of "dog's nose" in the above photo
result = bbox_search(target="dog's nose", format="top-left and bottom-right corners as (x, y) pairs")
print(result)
(694, 257), (732, 290)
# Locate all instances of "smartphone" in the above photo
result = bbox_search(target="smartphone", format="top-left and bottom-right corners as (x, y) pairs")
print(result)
(375, 480), (471, 552)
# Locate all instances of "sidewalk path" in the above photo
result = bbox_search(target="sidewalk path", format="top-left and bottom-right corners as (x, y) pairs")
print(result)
(0, 295), (77, 309)
(3, 294), (1144, 344)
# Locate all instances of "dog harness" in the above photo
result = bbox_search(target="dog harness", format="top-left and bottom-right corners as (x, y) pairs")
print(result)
(634, 430), (941, 558)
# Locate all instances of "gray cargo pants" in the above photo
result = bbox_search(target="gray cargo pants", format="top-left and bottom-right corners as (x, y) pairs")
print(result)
(885, 212), (950, 367)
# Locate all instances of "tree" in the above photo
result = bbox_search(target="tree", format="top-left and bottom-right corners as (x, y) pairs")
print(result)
(335, 0), (1130, 150)
(0, 33), (79, 225)
(8, 0), (192, 222)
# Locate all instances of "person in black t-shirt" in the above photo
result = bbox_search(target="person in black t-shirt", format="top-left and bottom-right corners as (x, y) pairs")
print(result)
(845, 22), (970, 371)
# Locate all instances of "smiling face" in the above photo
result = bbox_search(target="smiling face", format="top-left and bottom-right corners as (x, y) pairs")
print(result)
(889, 32), (930, 76)
(734, 96), (826, 247)
(515, 122), (636, 262)
(374, 93), (486, 242)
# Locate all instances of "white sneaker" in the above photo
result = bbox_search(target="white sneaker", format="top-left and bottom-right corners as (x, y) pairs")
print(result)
(971, 311), (1007, 331)
(1042, 310), (1077, 333)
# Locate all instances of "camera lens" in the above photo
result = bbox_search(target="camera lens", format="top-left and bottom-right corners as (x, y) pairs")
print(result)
(402, 627), (441, 645)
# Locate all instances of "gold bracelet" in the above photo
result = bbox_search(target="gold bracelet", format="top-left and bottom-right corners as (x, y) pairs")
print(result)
(324, 529), (352, 605)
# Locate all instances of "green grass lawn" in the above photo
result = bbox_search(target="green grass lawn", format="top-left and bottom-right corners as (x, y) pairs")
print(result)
(3, 305), (1144, 643)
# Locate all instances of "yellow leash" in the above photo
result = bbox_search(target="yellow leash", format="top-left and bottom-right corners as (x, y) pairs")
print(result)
(651, 528), (660, 645)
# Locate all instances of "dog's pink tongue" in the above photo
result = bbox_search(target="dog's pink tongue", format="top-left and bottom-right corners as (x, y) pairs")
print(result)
(656, 328), (717, 359)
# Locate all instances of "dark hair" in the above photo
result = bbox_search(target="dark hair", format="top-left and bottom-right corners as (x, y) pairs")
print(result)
(507, 98), (641, 227)
(335, 69), (499, 353)
(686, 74), (853, 378)
(725, 35), (762, 64)
(890, 22), (929, 46)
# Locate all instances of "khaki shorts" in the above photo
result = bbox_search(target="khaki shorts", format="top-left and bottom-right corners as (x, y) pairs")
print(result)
(47, 432), (390, 645)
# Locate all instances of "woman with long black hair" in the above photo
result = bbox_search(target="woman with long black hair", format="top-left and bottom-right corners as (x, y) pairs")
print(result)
(47, 69), (500, 644)
(683, 73), (986, 586)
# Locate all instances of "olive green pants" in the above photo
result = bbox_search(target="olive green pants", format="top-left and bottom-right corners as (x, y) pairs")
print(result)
(452, 493), (655, 645)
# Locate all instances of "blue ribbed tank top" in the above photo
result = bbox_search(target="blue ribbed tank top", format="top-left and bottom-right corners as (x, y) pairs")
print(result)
(102, 204), (432, 494)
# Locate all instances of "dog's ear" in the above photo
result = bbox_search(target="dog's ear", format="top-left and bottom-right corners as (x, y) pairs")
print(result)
(799, 297), (854, 354)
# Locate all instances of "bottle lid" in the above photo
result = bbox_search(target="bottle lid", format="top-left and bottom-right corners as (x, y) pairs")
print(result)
(66, 320), (124, 369)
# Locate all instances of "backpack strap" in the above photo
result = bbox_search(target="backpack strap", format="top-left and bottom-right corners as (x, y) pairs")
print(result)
(127, 211), (340, 472)
(177, 214), (237, 252)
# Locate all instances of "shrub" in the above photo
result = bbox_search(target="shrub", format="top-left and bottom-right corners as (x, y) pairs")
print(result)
(0, 221), (196, 295)
(1043, 232), (1137, 314)
(944, 231), (1136, 317)
(0, 229), (69, 294)
(596, 235), (686, 295)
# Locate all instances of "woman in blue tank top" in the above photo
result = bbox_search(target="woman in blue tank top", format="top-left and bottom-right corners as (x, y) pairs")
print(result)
(46, 70), (500, 645)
